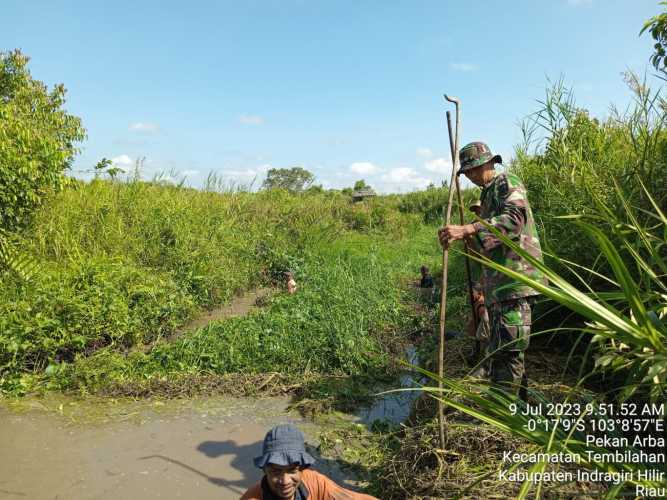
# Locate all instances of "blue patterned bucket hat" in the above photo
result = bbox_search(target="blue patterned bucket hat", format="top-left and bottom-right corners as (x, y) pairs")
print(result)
(254, 424), (316, 469)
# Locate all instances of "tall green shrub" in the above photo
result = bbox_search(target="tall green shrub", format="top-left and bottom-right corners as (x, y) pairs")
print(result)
(512, 77), (667, 275)
(0, 49), (86, 229)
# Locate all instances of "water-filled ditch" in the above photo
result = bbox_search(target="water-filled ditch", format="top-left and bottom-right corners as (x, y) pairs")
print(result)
(354, 345), (424, 426)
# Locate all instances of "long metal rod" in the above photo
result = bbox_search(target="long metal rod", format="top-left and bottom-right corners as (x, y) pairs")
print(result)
(446, 112), (479, 353)
(437, 94), (460, 450)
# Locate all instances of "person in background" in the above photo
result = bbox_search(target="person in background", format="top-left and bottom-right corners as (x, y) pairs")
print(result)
(241, 424), (378, 500)
(419, 265), (434, 289)
(417, 265), (436, 305)
(285, 271), (297, 295)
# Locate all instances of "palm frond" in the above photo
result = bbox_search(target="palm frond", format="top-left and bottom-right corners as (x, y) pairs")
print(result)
(0, 228), (39, 282)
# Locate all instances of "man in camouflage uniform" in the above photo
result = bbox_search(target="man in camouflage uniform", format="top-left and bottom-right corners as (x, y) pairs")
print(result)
(439, 142), (546, 394)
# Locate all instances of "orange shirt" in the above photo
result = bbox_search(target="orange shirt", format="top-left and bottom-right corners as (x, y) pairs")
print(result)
(240, 469), (378, 500)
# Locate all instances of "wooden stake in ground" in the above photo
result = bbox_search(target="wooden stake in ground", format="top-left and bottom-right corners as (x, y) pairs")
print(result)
(446, 112), (480, 356)
(438, 94), (460, 450)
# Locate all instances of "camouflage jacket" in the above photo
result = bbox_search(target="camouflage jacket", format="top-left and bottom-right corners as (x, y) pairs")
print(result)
(472, 171), (546, 305)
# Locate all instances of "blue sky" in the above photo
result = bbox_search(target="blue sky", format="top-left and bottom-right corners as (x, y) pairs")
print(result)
(3, 0), (663, 192)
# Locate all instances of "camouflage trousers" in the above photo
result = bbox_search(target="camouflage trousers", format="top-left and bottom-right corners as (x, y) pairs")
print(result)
(486, 298), (533, 391)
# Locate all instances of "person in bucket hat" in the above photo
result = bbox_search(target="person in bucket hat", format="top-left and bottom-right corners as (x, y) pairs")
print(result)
(241, 424), (378, 500)
(458, 142), (502, 175)
(438, 142), (546, 399)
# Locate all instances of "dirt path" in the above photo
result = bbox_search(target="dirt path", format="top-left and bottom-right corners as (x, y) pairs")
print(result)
(0, 395), (360, 500)
(171, 287), (273, 340)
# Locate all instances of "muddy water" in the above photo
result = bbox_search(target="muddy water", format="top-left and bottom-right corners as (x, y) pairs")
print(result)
(355, 345), (423, 425)
(0, 292), (424, 499)
(0, 396), (359, 500)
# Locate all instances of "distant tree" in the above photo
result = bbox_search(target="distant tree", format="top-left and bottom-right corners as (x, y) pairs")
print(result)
(262, 167), (315, 192)
(641, 2), (667, 75)
(353, 179), (372, 191)
(94, 158), (125, 181)
(0, 49), (86, 229)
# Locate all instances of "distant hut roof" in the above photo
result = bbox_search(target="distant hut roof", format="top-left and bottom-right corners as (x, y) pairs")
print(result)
(351, 189), (376, 202)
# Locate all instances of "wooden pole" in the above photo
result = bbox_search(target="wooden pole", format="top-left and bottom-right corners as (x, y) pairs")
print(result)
(446, 113), (480, 354)
(437, 95), (460, 449)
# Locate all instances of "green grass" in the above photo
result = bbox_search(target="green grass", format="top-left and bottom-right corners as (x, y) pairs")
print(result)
(0, 179), (450, 395)
(63, 228), (449, 392)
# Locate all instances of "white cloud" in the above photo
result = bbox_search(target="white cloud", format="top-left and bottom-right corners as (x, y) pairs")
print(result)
(225, 168), (260, 180)
(379, 167), (432, 192)
(449, 62), (479, 72)
(383, 167), (424, 183)
(349, 162), (380, 175)
(239, 114), (265, 125)
(129, 122), (159, 133)
(154, 174), (178, 184)
(223, 163), (272, 182)
(416, 147), (433, 158)
(424, 157), (452, 173)
(111, 154), (133, 167)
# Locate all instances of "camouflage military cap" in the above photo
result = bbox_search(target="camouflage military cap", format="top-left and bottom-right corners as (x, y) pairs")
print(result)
(458, 142), (502, 174)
